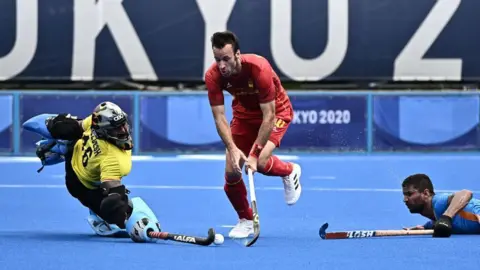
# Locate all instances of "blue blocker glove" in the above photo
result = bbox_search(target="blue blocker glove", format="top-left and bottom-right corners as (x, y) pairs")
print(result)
(35, 139), (70, 172)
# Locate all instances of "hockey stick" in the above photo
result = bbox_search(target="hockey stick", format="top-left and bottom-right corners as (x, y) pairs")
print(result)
(319, 223), (434, 240)
(148, 228), (216, 246)
(246, 168), (260, 247)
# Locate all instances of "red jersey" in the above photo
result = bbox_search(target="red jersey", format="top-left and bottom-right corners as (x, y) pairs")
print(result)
(205, 54), (293, 120)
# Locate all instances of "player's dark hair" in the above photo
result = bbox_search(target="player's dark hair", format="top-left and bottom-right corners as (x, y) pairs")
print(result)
(211, 31), (240, 52)
(402, 174), (435, 195)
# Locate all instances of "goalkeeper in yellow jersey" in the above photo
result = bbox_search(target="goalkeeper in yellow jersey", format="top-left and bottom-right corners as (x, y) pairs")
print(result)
(23, 101), (160, 242)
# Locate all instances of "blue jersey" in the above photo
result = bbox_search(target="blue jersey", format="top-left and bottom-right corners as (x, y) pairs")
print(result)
(427, 193), (480, 234)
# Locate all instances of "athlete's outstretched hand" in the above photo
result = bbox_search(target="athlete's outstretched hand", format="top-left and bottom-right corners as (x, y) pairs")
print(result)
(402, 225), (425, 230)
(228, 146), (248, 174)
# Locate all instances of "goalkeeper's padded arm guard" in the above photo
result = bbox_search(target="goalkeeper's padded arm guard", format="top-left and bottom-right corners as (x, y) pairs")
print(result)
(23, 113), (83, 141)
(46, 114), (84, 141)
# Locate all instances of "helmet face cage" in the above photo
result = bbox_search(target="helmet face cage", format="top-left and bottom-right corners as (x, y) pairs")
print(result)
(91, 102), (133, 150)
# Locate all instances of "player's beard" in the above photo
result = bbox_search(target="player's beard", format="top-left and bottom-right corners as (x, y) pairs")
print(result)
(221, 56), (240, 77)
(220, 65), (233, 77)
(407, 202), (424, 214)
(230, 56), (241, 75)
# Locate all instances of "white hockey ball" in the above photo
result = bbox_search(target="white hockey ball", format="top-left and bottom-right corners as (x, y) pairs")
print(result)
(214, 233), (224, 245)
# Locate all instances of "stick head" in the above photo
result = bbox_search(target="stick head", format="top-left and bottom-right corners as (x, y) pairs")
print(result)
(206, 228), (216, 242)
(245, 201), (260, 247)
(245, 224), (260, 247)
(319, 223), (329, 239)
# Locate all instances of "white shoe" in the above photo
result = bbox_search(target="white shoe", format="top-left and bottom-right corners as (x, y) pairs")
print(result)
(282, 163), (302, 205)
(228, 218), (254, 239)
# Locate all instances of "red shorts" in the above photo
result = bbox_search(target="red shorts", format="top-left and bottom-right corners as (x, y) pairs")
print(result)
(230, 114), (291, 156)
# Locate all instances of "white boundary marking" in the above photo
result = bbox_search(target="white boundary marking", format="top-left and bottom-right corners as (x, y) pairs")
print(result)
(0, 153), (480, 164)
(2, 153), (480, 164)
(0, 184), (473, 194)
(309, 176), (336, 180)
(0, 154), (300, 163)
(176, 154), (299, 161)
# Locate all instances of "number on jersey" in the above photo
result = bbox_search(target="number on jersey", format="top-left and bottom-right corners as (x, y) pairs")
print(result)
(81, 135), (93, 167)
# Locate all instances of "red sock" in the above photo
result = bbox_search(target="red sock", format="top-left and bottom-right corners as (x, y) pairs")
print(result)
(224, 176), (253, 220)
(259, 155), (293, 177)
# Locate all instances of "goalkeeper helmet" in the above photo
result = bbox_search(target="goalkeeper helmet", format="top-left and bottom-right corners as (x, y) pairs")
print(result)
(91, 101), (133, 150)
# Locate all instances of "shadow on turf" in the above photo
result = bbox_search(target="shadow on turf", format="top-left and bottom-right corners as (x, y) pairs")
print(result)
(0, 231), (131, 243)
(0, 231), (238, 247)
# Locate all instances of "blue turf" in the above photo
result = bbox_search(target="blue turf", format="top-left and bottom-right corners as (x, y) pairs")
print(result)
(1, 154), (479, 270)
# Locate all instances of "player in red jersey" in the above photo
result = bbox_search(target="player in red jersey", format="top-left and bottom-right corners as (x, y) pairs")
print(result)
(204, 31), (302, 239)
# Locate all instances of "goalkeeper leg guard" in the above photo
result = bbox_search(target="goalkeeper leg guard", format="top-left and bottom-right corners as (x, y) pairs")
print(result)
(130, 197), (160, 225)
(87, 209), (128, 237)
(125, 197), (161, 243)
(125, 211), (161, 243)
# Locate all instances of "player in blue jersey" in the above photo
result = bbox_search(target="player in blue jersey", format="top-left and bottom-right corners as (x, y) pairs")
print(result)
(402, 173), (479, 237)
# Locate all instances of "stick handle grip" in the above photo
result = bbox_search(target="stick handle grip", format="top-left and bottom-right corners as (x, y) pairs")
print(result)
(375, 229), (434, 236)
(325, 229), (434, 239)
(247, 169), (256, 201)
(246, 168), (260, 247)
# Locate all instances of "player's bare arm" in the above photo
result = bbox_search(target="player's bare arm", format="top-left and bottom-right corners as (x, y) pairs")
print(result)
(245, 57), (278, 173)
(433, 189), (473, 237)
(211, 104), (236, 151)
(246, 100), (275, 173)
(403, 225), (426, 230)
(256, 100), (276, 147)
(254, 65), (277, 146)
(205, 68), (236, 151)
(211, 104), (247, 174)
(444, 189), (473, 218)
